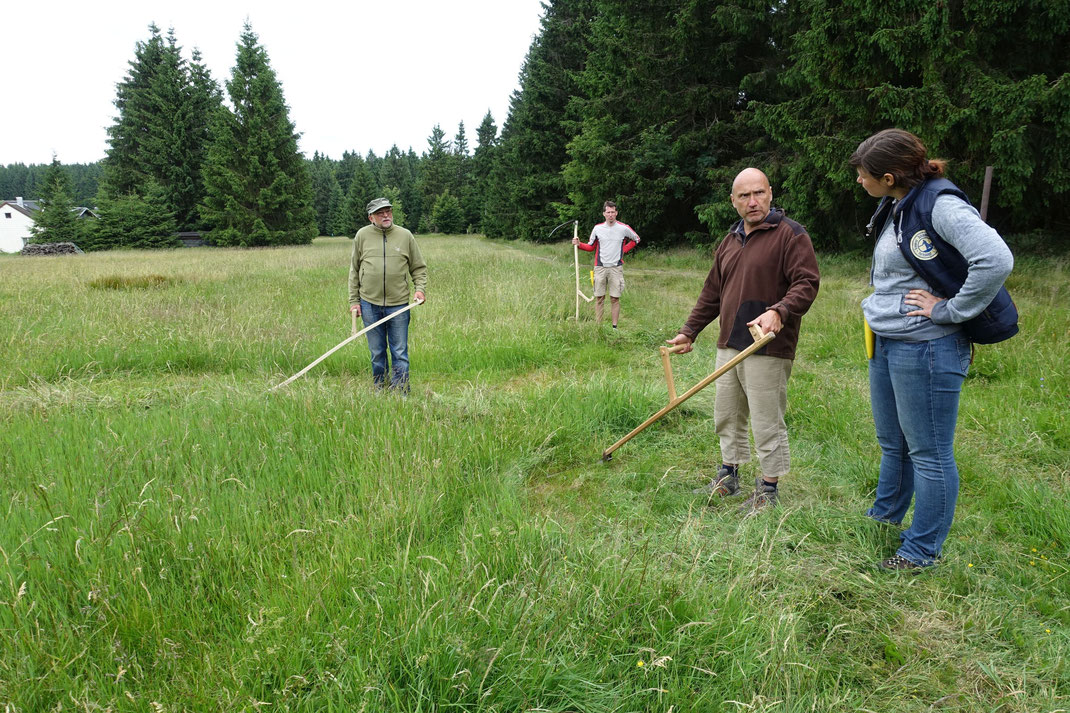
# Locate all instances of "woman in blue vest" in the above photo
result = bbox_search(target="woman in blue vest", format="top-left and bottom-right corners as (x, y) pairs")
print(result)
(849, 128), (1015, 571)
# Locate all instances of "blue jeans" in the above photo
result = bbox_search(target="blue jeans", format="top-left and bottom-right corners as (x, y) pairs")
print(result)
(867, 333), (971, 566)
(360, 300), (410, 390)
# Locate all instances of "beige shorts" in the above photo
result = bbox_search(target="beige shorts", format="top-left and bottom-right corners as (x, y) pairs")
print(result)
(593, 265), (624, 298)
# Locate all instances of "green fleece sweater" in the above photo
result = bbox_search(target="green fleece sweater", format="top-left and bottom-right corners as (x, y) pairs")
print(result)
(348, 224), (428, 306)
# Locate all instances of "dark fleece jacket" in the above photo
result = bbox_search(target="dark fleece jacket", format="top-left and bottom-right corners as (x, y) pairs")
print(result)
(679, 209), (820, 360)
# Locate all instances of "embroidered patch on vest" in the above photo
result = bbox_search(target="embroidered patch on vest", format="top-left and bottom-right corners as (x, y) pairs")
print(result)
(910, 231), (938, 260)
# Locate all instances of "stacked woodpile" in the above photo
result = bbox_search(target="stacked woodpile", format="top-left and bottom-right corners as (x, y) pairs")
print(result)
(21, 242), (85, 256)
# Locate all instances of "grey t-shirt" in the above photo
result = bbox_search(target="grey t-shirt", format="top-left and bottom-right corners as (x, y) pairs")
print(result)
(862, 195), (1014, 340)
(586, 221), (639, 266)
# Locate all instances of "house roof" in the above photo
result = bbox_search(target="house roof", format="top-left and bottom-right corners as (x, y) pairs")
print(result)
(0, 201), (36, 218)
(1, 201), (96, 219)
(2, 198), (41, 210)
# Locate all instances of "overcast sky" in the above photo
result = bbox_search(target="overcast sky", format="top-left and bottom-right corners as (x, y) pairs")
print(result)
(1, 0), (546, 166)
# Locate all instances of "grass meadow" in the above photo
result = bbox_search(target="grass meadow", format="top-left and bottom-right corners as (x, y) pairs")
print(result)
(1, 235), (1067, 712)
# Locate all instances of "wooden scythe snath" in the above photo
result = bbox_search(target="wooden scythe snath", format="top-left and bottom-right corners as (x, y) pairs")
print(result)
(574, 220), (593, 320)
(601, 324), (775, 461)
(270, 299), (423, 391)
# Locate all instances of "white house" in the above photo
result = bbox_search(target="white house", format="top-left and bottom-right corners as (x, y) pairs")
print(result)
(0, 197), (36, 253)
(0, 197), (98, 253)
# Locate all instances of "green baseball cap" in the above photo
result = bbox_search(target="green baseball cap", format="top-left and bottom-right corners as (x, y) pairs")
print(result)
(366, 197), (392, 215)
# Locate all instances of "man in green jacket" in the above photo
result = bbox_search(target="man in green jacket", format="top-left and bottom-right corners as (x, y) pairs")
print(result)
(349, 197), (427, 391)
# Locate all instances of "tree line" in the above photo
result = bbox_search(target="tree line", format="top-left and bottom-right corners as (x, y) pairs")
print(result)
(0, 163), (101, 206)
(23, 22), (500, 250)
(25, 23), (313, 249)
(21, 2), (1070, 251)
(480, 0), (1069, 249)
(303, 114), (499, 239)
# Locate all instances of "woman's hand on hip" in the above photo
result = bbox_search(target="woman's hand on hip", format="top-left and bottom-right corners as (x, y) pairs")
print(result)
(904, 289), (943, 318)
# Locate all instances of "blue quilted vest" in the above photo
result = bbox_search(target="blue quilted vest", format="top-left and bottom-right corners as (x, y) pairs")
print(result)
(865, 178), (1019, 344)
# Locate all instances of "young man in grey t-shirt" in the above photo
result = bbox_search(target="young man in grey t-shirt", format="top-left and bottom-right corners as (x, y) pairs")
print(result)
(573, 201), (640, 328)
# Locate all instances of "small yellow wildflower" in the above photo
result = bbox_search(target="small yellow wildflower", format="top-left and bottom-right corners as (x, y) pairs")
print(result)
(1031, 548), (1037, 553)
(1030, 561), (1036, 566)
(967, 563), (974, 568)
(1046, 629), (1052, 634)
(637, 660), (645, 667)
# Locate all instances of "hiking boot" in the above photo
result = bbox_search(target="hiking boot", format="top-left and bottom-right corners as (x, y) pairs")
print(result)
(739, 477), (778, 514)
(878, 554), (926, 572)
(692, 466), (740, 497)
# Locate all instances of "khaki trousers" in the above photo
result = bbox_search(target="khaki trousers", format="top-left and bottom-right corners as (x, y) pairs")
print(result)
(714, 348), (793, 478)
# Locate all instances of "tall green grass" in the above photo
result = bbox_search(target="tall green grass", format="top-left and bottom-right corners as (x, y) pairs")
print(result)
(1, 237), (1066, 711)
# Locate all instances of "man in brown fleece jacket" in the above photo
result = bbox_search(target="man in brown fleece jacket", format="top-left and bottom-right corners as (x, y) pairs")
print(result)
(667, 168), (819, 513)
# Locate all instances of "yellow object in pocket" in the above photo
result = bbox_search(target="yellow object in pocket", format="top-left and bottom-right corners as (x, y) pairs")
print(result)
(590, 270), (594, 285)
(864, 319), (875, 359)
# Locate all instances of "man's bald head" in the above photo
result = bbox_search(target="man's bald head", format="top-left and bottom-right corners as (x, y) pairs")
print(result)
(732, 167), (770, 193)
(730, 167), (773, 234)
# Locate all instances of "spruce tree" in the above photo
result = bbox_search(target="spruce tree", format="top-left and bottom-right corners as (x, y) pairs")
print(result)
(750, 0), (1070, 246)
(309, 152), (336, 236)
(377, 146), (410, 191)
(0, 163), (29, 200)
(380, 185), (407, 228)
(326, 179), (348, 237)
(417, 125), (451, 220)
(85, 181), (178, 251)
(453, 121), (469, 157)
(24, 168), (40, 201)
(342, 157), (380, 234)
(364, 150), (382, 188)
(335, 151), (361, 198)
(103, 26), (221, 233)
(139, 30), (195, 226)
(183, 48), (223, 230)
(430, 189), (465, 234)
(472, 111), (499, 233)
(200, 22), (316, 247)
(69, 162), (105, 205)
(30, 156), (82, 245)
(403, 149), (424, 230)
(564, 0), (777, 245)
(452, 121), (477, 229)
(1, 161), (102, 206)
(104, 24), (166, 197)
(379, 146), (422, 230)
(483, 0), (595, 241)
